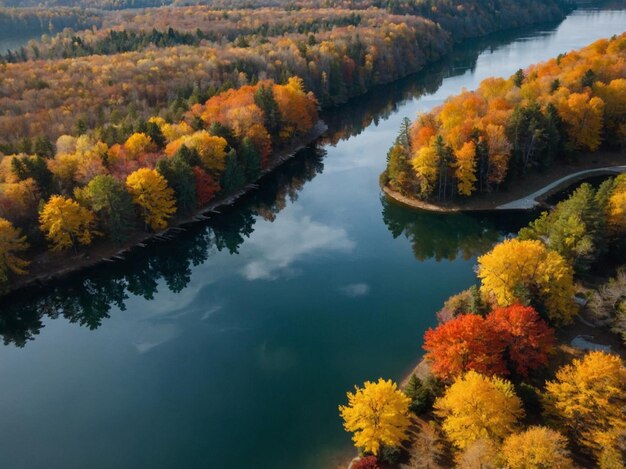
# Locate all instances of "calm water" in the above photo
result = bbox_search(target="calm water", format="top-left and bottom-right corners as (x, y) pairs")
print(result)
(0, 6), (625, 469)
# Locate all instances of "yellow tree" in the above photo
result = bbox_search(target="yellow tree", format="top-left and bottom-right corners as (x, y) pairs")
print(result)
(434, 371), (524, 450)
(477, 239), (577, 324)
(543, 352), (626, 461)
(339, 378), (411, 456)
(502, 427), (573, 469)
(412, 139), (440, 198)
(124, 133), (156, 159)
(39, 195), (97, 251)
(455, 141), (477, 197)
(126, 168), (176, 231)
(557, 92), (605, 151)
(165, 131), (228, 175)
(608, 174), (626, 234)
(0, 218), (29, 284)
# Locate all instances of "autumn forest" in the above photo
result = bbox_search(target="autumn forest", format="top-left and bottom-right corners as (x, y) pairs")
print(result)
(0, 1), (625, 469)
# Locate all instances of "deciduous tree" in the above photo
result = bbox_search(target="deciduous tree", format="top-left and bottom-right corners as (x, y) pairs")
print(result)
(125, 168), (176, 231)
(543, 352), (626, 461)
(434, 371), (524, 450)
(339, 378), (411, 456)
(39, 195), (97, 251)
(477, 239), (576, 324)
(502, 427), (573, 469)
(0, 218), (29, 285)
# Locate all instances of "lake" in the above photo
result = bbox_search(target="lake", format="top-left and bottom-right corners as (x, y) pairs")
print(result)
(0, 5), (625, 468)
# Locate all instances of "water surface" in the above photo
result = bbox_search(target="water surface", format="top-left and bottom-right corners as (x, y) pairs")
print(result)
(0, 6), (625, 469)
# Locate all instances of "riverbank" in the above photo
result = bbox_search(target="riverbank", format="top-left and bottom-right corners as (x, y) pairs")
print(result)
(383, 151), (626, 213)
(2, 121), (327, 296)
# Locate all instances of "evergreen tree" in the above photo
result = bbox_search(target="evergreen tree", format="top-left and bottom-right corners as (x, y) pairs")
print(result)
(220, 149), (245, 194)
(155, 155), (196, 214)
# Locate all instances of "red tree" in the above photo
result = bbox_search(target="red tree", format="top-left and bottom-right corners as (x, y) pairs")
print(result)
(352, 456), (379, 469)
(193, 166), (221, 207)
(488, 305), (555, 377)
(423, 314), (508, 380)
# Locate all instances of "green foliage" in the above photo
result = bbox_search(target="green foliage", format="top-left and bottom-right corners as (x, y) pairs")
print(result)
(518, 183), (607, 272)
(156, 155), (196, 214)
(220, 150), (245, 194)
(74, 175), (135, 244)
(404, 373), (442, 415)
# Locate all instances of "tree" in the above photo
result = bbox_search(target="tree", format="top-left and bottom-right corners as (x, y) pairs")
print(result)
(404, 373), (441, 415)
(557, 92), (604, 151)
(543, 352), (626, 461)
(434, 371), (524, 450)
(477, 239), (576, 324)
(193, 166), (220, 207)
(488, 305), (555, 377)
(156, 154), (196, 214)
(502, 427), (573, 469)
(411, 139), (439, 198)
(126, 168), (177, 231)
(124, 132), (156, 158)
(339, 378), (411, 456)
(519, 183), (606, 273)
(74, 175), (135, 243)
(0, 218), (29, 285)
(39, 195), (97, 251)
(220, 149), (245, 194)
(423, 314), (508, 380)
(608, 174), (626, 235)
(454, 141), (477, 197)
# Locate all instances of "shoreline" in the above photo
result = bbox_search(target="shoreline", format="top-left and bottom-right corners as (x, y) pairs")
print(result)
(383, 151), (626, 213)
(2, 121), (328, 297)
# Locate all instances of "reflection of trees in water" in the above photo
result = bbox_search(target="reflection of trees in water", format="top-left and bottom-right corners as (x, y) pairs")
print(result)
(321, 20), (562, 145)
(0, 146), (326, 347)
(381, 196), (532, 262)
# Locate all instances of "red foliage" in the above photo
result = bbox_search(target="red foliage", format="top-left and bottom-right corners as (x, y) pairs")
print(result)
(488, 305), (555, 377)
(193, 166), (221, 207)
(352, 456), (379, 469)
(423, 314), (508, 380)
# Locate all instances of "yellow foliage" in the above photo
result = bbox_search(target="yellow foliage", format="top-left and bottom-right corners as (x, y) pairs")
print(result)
(165, 131), (228, 175)
(39, 195), (97, 251)
(411, 138), (439, 198)
(124, 133), (156, 158)
(502, 426), (573, 469)
(434, 371), (524, 450)
(125, 168), (176, 231)
(477, 238), (577, 324)
(339, 378), (411, 455)
(543, 351), (626, 459)
(455, 141), (477, 197)
(557, 92), (605, 151)
(0, 217), (29, 284)
(608, 174), (626, 234)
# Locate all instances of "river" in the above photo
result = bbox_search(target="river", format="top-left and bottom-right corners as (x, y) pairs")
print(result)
(0, 5), (624, 469)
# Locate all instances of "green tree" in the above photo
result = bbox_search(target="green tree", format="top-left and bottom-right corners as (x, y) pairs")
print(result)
(74, 175), (135, 244)
(156, 154), (196, 214)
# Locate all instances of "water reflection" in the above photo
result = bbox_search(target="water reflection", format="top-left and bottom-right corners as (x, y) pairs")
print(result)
(0, 17), (576, 348)
(0, 146), (327, 347)
(380, 196), (534, 262)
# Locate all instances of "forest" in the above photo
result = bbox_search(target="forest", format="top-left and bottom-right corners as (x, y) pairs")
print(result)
(0, 77), (318, 290)
(342, 173), (626, 468)
(0, 0), (569, 149)
(382, 33), (626, 202)
(342, 36), (626, 469)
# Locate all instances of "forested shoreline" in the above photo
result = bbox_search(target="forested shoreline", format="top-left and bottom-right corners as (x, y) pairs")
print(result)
(0, 0), (570, 149)
(341, 35), (626, 469)
(0, 0), (573, 294)
(382, 33), (626, 205)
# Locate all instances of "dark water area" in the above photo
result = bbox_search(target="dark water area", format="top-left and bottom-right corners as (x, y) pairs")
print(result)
(0, 6), (625, 469)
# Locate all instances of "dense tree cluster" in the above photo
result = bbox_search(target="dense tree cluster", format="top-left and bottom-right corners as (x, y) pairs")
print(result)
(383, 33), (626, 200)
(344, 167), (626, 466)
(0, 0), (568, 148)
(0, 78), (318, 289)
